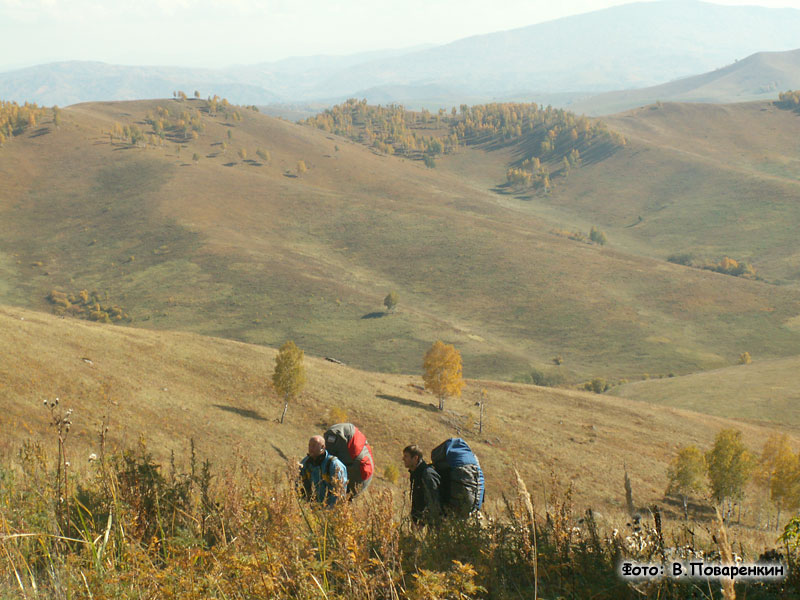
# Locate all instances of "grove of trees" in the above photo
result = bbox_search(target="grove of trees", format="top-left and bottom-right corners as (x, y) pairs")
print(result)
(778, 90), (800, 113)
(0, 100), (48, 146)
(668, 429), (800, 528)
(302, 99), (626, 191)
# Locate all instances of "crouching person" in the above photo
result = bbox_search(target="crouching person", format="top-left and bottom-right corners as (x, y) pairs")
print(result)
(402, 444), (441, 526)
(300, 435), (348, 507)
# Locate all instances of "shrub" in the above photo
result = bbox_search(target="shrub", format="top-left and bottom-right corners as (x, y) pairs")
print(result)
(667, 253), (693, 266)
(584, 377), (609, 393)
(515, 368), (564, 387)
(327, 405), (348, 425)
(589, 226), (607, 245)
(384, 464), (400, 485)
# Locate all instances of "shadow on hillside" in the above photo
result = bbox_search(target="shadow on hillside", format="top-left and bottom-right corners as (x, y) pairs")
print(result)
(271, 444), (289, 462)
(660, 494), (716, 522)
(213, 404), (267, 421)
(361, 311), (386, 320)
(223, 162), (238, 167)
(491, 183), (515, 195)
(377, 394), (437, 413)
(30, 127), (51, 138)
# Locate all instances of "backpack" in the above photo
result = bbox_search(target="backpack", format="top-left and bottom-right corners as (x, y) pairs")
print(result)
(324, 423), (374, 483)
(431, 438), (485, 515)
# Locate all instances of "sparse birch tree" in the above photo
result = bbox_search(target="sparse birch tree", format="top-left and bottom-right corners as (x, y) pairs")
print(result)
(667, 445), (706, 520)
(272, 340), (306, 424)
(706, 429), (754, 522)
(759, 433), (800, 529)
(423, 340), (464, 411)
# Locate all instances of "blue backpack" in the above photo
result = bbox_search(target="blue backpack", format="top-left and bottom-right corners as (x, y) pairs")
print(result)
(431, 438), (485, 515)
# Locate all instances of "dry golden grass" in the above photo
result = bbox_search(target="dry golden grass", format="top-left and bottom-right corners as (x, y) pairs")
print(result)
(613, 354), (800, 428)
(0, 302), (793, 542)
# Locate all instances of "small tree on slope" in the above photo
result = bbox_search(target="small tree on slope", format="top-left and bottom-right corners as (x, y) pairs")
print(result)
(272, 340), (306, 424)
(423, 340), (464, 411)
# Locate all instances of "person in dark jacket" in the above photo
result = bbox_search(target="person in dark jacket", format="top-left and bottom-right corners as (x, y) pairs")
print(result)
(402, 444), (441, 525)
(300, 435), (348, 507)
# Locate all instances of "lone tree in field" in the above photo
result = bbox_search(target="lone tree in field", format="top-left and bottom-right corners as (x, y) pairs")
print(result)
(423, 340), (464, 411)
(706, 428), (753, 521)
(667, 445), (706, 520)
(272, 340), (306, 424)
(383, 291), (398, 313)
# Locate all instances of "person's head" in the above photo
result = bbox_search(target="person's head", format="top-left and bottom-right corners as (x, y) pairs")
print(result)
(402, 444), (423, 471)
(308, 435), (326, 459)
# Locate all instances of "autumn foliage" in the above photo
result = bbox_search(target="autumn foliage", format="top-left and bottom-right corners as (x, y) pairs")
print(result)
(272, 340), (306, 423)
(302, 99), (625, 191)
(422, 341), (464, 411)
(0, 100), (48, 146)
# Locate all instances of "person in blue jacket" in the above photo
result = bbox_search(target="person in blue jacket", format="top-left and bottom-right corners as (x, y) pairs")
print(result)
(300, 435), (348, 507)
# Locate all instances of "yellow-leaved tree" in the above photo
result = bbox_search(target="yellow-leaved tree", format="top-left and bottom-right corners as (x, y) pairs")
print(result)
(666, 445), (706, 520)
(759, 433), (800, 529)
(272, 340), (306, 424)
(706, 429), (754, 521)
(423, 340), (464, 411)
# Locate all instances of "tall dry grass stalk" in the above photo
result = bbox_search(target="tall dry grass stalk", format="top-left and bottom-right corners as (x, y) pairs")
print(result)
(514, 468), (538, 600)
(714, 506), (737, 600)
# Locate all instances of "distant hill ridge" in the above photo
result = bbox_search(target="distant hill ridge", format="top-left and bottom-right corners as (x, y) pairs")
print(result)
(2, 1), (800, 108)
(572, 48), (800, 115)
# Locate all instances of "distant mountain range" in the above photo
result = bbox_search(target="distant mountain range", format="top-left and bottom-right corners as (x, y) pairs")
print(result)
(2, 0), (800, 111)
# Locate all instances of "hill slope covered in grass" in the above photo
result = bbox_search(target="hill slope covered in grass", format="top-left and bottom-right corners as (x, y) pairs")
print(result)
(1, 97), (800, 385)
(612, 354), (800, 428)
(457, 100), (800, 286)
(1, 303), (792, 519)
(570, 48), (800, 115)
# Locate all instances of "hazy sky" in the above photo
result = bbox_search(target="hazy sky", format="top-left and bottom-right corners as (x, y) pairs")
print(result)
(1, 0), (799, 71)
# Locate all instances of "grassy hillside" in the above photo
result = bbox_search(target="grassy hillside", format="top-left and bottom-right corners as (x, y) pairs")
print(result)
(1, 98), (799, 386)
(1, 303), (793, 520)
(570, 48), (800, 115)
(458, 100), (800, 285)
(612, 354), (800, 428)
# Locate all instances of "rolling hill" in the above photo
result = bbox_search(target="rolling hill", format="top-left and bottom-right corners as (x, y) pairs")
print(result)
(2, 97), (800, 387)
(1, 302), (792, 522)
(480, 100), (800, 285)
(612, 354), (800, 428)
(1, 97), (800, 387)
(571, 48), (800, 115)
